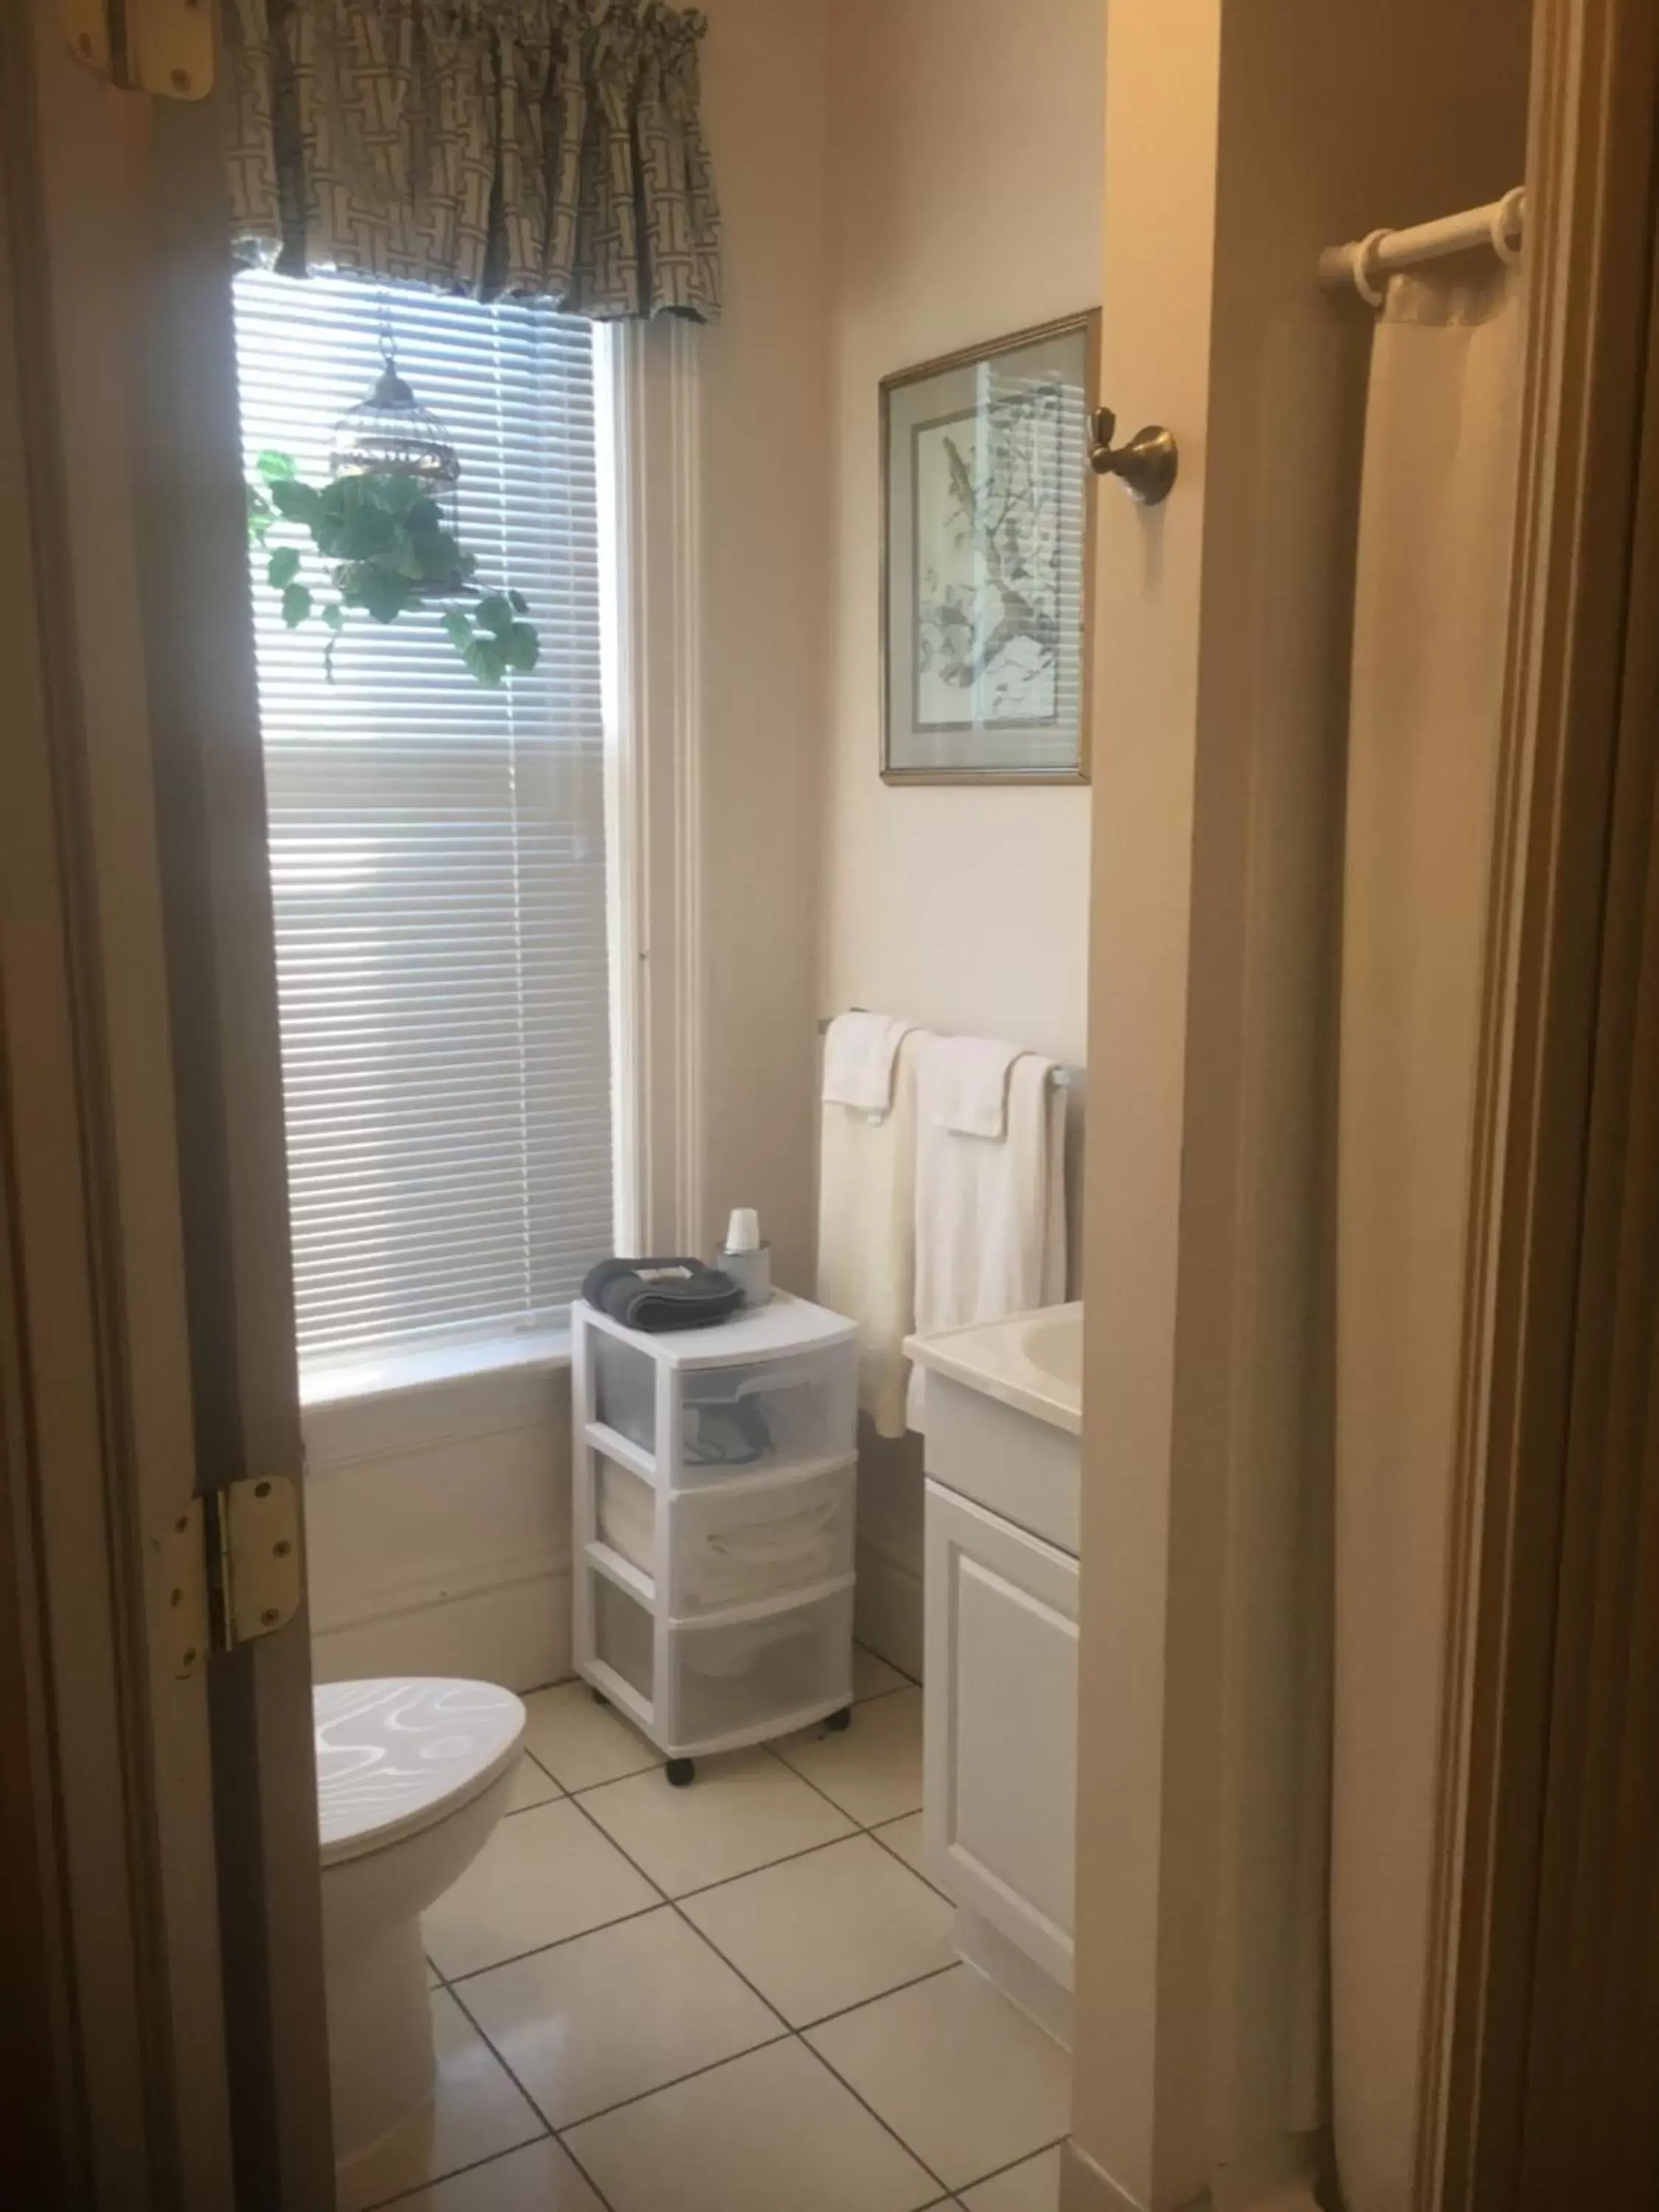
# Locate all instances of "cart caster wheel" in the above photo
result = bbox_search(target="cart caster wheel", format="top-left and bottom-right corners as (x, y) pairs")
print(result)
(591, 1688), (608, 1706)
(666, 1759), (696, 1788)
(824, 1706), (852, 1733)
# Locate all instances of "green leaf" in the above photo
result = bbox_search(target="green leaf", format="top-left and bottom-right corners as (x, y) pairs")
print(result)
(335, 506), (396, 560)
(442, 609), (473, 647)
(281, 582), (313, 628)
(354, 566), (413, 622)
(267, 546), (301, 588)
(321, 602), (345, 632)
(257, 450), (298, 483)
(504, 622), (540, 673)
(270, 478), (321, 526)
(507, 589), (529, 615)
(463, 636), (508, 687)
(476, 592), (515, 640)
(372, 473), (426, 516)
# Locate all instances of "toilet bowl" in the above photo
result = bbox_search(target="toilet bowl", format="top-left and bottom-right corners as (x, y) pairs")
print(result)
(315, 1675), (527, 2171)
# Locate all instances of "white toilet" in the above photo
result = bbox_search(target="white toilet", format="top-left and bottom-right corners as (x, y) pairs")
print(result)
(314, 1676), (527, 2169)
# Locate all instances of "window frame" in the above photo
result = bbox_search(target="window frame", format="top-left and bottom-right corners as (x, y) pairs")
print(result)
(279, 316), (706, 1430)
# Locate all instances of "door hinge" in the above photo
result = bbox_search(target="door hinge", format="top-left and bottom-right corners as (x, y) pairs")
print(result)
(62, 0), (214, 101)
(158, 1476), (302, 1680)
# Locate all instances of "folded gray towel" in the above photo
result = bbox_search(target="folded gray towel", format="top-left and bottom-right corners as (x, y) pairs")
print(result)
(582, 1257), (743, 1332)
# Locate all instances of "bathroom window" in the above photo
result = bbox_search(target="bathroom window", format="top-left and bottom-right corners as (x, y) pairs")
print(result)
(232, 273), (614, 1385)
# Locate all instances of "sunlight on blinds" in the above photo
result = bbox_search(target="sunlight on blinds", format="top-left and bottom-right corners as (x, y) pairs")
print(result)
(232, 272), (613, 1374)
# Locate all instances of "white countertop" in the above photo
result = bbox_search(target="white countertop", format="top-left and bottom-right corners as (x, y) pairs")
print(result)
(904, 1302), (1082, 1435)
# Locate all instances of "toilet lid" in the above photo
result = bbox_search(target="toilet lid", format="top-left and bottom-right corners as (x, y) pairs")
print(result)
(314, 1677), (526, 1867)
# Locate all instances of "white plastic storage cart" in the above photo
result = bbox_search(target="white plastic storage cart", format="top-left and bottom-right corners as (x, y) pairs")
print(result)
(572, 1291), (860, 1784)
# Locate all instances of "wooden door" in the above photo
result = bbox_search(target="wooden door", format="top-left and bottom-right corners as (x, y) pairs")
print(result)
(0, 5), (333, 2204)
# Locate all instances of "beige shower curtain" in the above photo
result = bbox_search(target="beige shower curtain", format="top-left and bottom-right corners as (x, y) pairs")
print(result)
(1332, 264), (1524, 2211)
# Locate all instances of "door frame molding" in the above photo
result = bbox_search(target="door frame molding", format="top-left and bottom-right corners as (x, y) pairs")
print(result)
(1424, 1), (1659, 2201)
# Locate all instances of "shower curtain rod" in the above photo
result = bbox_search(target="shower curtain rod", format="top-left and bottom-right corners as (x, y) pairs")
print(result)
(1318, 186), (1526, 302)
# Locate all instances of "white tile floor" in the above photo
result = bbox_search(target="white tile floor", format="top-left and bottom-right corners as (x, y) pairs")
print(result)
(344, 1650), (1068, 2212)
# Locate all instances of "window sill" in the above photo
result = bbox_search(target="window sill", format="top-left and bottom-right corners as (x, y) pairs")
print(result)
(302, 1327), (571, 1411)
(301, 1329), (572, 1471)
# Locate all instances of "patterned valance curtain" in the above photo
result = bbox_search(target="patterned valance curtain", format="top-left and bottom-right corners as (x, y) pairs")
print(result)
(222, 0), (720, 319)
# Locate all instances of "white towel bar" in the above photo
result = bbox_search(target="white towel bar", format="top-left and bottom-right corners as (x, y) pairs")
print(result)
(815, 1014), (1080, 1090)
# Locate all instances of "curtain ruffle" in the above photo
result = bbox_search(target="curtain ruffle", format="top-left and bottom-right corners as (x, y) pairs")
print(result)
(222, 0), (720, 319)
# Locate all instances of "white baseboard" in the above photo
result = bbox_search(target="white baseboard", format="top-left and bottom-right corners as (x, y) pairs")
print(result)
(311, 1564), (571, 1694)
(956, 1905), (1073, 2049)
(1060, 2136), (1319, 2212)
(855, 1537), (925, 1679)
(1060, 2140), (1149, 2212)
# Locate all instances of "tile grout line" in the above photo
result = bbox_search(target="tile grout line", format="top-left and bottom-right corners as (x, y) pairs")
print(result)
(864, 1814), (954, 1902)
(552, 1785), (956, 2203)
(435, 1720), (932, 1989)
(419, 1753), (698, 2204)
(437, 1874), (959, 2122)
(520, 1645), (919, 1707)
(953, 2133), (1071, 2195)
(357, 2132), (560, 2212)
(416, 1658), (943, 2199)
(437, 1897), (667, 1989)
(795, 1957), (959, 2034)
(658, 1823), (859, 1901)
(438, 1973), (625, 2212)
(756, 1710), (928, 1842)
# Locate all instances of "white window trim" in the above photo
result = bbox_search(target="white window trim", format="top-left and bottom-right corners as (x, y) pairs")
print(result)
(599, 316), (706, 1261)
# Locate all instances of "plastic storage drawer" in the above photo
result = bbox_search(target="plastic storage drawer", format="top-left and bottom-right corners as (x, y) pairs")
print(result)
(588, 1329), (659, 1456)
(591, 1331), (856, 1483)
(598, 1456), (855, 1618)
(665, 1584), (855, 1748)
(591, 1574), (655, 1705)
(672, 1353), (855, 1483)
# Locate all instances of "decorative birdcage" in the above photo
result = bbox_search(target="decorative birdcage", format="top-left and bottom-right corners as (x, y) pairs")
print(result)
(330, 344), (462, 525)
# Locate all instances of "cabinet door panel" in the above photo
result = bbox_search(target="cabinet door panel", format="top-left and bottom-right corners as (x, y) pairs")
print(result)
(925, 1481), (1079, 1989)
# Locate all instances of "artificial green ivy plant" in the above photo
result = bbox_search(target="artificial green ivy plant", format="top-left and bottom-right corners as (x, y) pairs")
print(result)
(246, 451), (540, 687)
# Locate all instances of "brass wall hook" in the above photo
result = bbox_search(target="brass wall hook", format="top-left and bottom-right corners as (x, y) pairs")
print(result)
(1087, 406), (1179, 504)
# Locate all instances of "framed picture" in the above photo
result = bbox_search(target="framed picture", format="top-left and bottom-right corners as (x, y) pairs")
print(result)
(880, 310), (1098, 784)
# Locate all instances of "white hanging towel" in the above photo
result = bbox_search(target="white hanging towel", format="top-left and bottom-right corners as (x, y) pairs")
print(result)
(908, 1040), (1067, 1429)
(926, 1033), (1025, 1138)
(816, 1018), (926, 1439)
(821, 1010), (912, 1116)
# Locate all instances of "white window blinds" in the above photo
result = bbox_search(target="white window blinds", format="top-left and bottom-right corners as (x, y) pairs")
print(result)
(232, 272), (613, 1376)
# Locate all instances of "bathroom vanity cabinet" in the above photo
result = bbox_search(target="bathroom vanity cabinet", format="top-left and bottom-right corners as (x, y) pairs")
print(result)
(907, 1307), (1082, 2045)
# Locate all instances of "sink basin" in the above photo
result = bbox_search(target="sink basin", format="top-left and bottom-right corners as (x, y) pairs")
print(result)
(904, 1301), (1082, 1435)
(1020, 1311), (1081, 1394)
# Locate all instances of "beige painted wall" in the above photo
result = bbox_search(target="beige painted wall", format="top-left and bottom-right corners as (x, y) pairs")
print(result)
(819, 0), (1105, 1068)
(818, 0), (1105, 1673)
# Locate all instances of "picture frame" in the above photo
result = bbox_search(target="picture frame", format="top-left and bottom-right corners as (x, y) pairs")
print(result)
(880, 310), (1099, 785)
